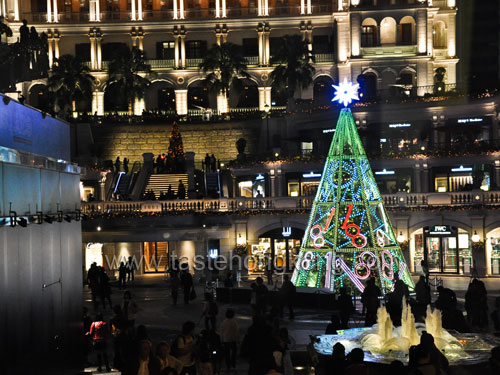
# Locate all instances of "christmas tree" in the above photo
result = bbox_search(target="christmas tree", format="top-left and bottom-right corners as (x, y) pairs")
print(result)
(291, 80), (414, 295)
(167, 121), (185, 172)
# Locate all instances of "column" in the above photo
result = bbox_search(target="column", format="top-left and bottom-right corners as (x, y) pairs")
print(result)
(264, 0), (268, 16)
(173, 0), (178, 19)
(180, 35), (186, 69)
(416, 9), (427, 54)
(263, 25), (270, 65)
(258, 86), (272, 111)
(306, 0), (311, 14)
(413, 164), (422, 193)
(221, 0), (226, 18)
(175, 89), (188, 115)
(92, 90), (104, 115)
(53, 34), (60, 59)
(138, 0), (143, 20)
(134, 98), (145, 115)
(300, 0), (305, 14)
(47, 0), (52, 22)
(217, 93), (228, 114)
(179, 0), (184, 19)
(422, 163), (429, 192)
(48, 36), (54, 67)
(13, 0), (19, 20)
(89, 37), (96, 70)
(137, 36), (144, 50)
(131, 0), (136, 20)
(335, 15), (350, 63)
(351, 13), (361, 57)
(215, 0), (220, 18)
(338, 0), (343, 11)
(89, 0), (95, 21)
(495, 161), (500, 189)
(416, 61), (428, 96)
(95, 0), (100, 21)
(53, 0), (57, 22)
(265, 87), (271, 110)
(92, 91), (98, 115)
(174, 35), (180, 68)
(96, 37), (102, 70)
(447, 13), (456, 57)
(258, 0), (262, 16)
(257, 30), (263, 65)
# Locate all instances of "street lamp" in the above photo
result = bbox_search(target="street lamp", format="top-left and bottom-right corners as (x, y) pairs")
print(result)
(397, 231), (406, 243)
(471, 231), (480, 243)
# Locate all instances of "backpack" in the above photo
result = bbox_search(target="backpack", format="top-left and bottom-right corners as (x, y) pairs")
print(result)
(208, 301), (218, 316)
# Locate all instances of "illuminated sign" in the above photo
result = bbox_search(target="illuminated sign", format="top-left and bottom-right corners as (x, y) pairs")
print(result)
(255, 174), (265, 181)
(380, 138), (387, 143)
(457, 118), (483, 124)
(388, 123), (411, 128)
(303, 172), (322, 178)
(208, 248), (219, 259)
(322, 128), (336, 134)
(375, 169), (395, 175)
(282, 227), (292, 237)
(451, 165), (472, 172)
(426, 225), (456, 235)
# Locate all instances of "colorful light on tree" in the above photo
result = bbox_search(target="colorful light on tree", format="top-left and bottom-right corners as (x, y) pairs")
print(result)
(291, 85), (414, 295)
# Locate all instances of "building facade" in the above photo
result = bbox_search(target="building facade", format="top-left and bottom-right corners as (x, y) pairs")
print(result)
(3, 0), (458, 115)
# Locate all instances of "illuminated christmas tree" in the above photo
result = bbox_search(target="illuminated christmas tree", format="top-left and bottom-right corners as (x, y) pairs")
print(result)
(291, 79), (414, 295)
(167, 121), (185, 172)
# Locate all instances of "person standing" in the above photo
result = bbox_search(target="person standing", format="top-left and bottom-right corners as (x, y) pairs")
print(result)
(254, 277), (268, 316)
(338, 287), (355, 329)
(361, 278), (381, 326)
(177, 180), (186, 199)
(118, 261), (127, 290)
(415, 275), (431, 306)
(19, 20), (29, 44)
(210, 154), (217, 172)
(98, 267), (112, 310)
(170, 271), (180, 305)
(114, 157), (121, 173)
(220, 308), (239, 371)
(204, 153), (211, 173)
(280, 274), (296, 320)
(180, 268), (194, 305)
(87, 313), (111, 373)
(127, 256), (136, 282)
(155, 342), (184, 374)
(87, 262), (100, 310)
(123, 157), (129, 174)
(201, 293), (218, 331)
(122, 291), (139, 333)
(173, 321), (197, 375)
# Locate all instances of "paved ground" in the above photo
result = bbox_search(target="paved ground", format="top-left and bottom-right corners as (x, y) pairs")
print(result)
(82, 274), (500, 375)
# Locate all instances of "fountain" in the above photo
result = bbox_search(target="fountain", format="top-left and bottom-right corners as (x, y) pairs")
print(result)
(314, 300), (500, 365)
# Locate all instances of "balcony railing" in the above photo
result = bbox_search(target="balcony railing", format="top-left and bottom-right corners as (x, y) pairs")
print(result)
(147, 59), (175, 69)
(81, 191), (500, 215)
(21, 4), (333, 24)
(361, 45), (418, 58)
(314, 53), (335, 63)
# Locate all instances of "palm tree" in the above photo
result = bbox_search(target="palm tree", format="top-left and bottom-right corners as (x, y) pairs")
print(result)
(270, 34), (315, 112)
(106, 46), (154, 115)
(47, 54), (95, 115)
(199, 42), (249, 114)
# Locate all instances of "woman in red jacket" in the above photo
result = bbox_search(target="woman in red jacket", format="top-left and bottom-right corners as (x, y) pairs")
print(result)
(88, 313), (111, 372)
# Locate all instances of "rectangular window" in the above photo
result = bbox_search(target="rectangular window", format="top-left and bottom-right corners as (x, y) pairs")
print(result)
(301, 142), (313, 155)
(238, 181), (253, 198)
(186, 40), (207, 59)
(361, 26), (377, 47)
(242, 38), (258, 56)
(288, 181), (300, 197)
(156, 41), (175, 59)
(400, 23), (413, 45)
(313, 35), (331, 54)
(434, 176), (448, 192)
(75, 43), (91, 61)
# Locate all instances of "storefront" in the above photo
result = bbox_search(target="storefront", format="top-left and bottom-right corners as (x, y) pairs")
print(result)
(248, 227), (304, 274)
(237, 173), (267, 197)
(486, 228), (500, 275)
(373, 168), (413, 193)
(411, 226), (472, 274)
(143, 241), (170, 272)
(286, 171), (321, 197)
(432, 165), (491, 192)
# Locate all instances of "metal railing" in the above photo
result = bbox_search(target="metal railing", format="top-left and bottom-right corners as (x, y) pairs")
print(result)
(81, 191), (500, 214)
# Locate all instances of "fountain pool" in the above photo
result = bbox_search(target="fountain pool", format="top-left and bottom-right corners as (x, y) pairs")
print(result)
(314, 304), (500, 365)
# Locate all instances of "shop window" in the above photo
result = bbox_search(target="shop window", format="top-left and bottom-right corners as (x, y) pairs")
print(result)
(288, 181), (300, 197)
(448, 175), (473, 192)
(82, 186), (95, 202)
(434, 176), (448, 192)
(488, 233), (500, 275)
(301, 142), (313, 155)
(238, 181), (253, 198)
(481, 172), (490, 191)
(302, 181), (319, 196)
(413, 232), (424, 273)
(238, 178), (265, 198)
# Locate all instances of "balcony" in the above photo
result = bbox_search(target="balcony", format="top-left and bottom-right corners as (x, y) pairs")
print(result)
(314, 53), (335, 64)
(81, 191), (500, 216)
(361, 45), (418, 58)
(20, 4), (333, 25)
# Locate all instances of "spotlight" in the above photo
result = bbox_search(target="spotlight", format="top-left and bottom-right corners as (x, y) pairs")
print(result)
(96, 226), (102, 231)
(44, 215), (53, 224)
(64, 215), (72, 223)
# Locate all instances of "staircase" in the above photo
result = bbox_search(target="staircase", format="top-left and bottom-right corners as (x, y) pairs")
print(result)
(205, 172), (221, 197)
(144, 174), (189, 199)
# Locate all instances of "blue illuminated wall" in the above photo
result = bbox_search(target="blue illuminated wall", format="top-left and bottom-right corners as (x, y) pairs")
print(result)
(0, 94), (70, 161)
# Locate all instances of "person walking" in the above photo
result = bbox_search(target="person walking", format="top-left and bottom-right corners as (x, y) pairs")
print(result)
(280, 274), (296, 320)
(118, 261), (127, 290)
(87, 313), (111, 373)
(98, 267), (112, 310)
(172, 321), (197, 375)
(87, 262), (100, 310)
(220, 308), (239, 371)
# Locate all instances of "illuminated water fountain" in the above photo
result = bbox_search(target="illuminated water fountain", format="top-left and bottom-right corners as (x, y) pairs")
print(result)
(314, 301), (500, 365)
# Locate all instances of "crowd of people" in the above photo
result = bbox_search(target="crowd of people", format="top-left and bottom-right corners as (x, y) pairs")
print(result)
(83, 263), (500, 375)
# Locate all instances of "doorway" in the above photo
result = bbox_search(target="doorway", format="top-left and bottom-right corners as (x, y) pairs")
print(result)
(423, 227), (459, 273)
(143, 242), (170, 272)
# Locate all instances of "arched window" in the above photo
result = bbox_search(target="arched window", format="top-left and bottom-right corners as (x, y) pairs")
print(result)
(380, 17), (397, 45)
(399, 16), (416, 45)
(361, 18), (377, 47)
(433, 21), (447, 48)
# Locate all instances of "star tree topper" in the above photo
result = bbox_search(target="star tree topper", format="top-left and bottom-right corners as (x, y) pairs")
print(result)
(332, 78), (360, 107)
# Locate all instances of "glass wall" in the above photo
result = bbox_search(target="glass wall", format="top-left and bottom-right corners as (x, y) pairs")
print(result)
(248, 238), (301, 275)
(486, 228), (500, 275)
